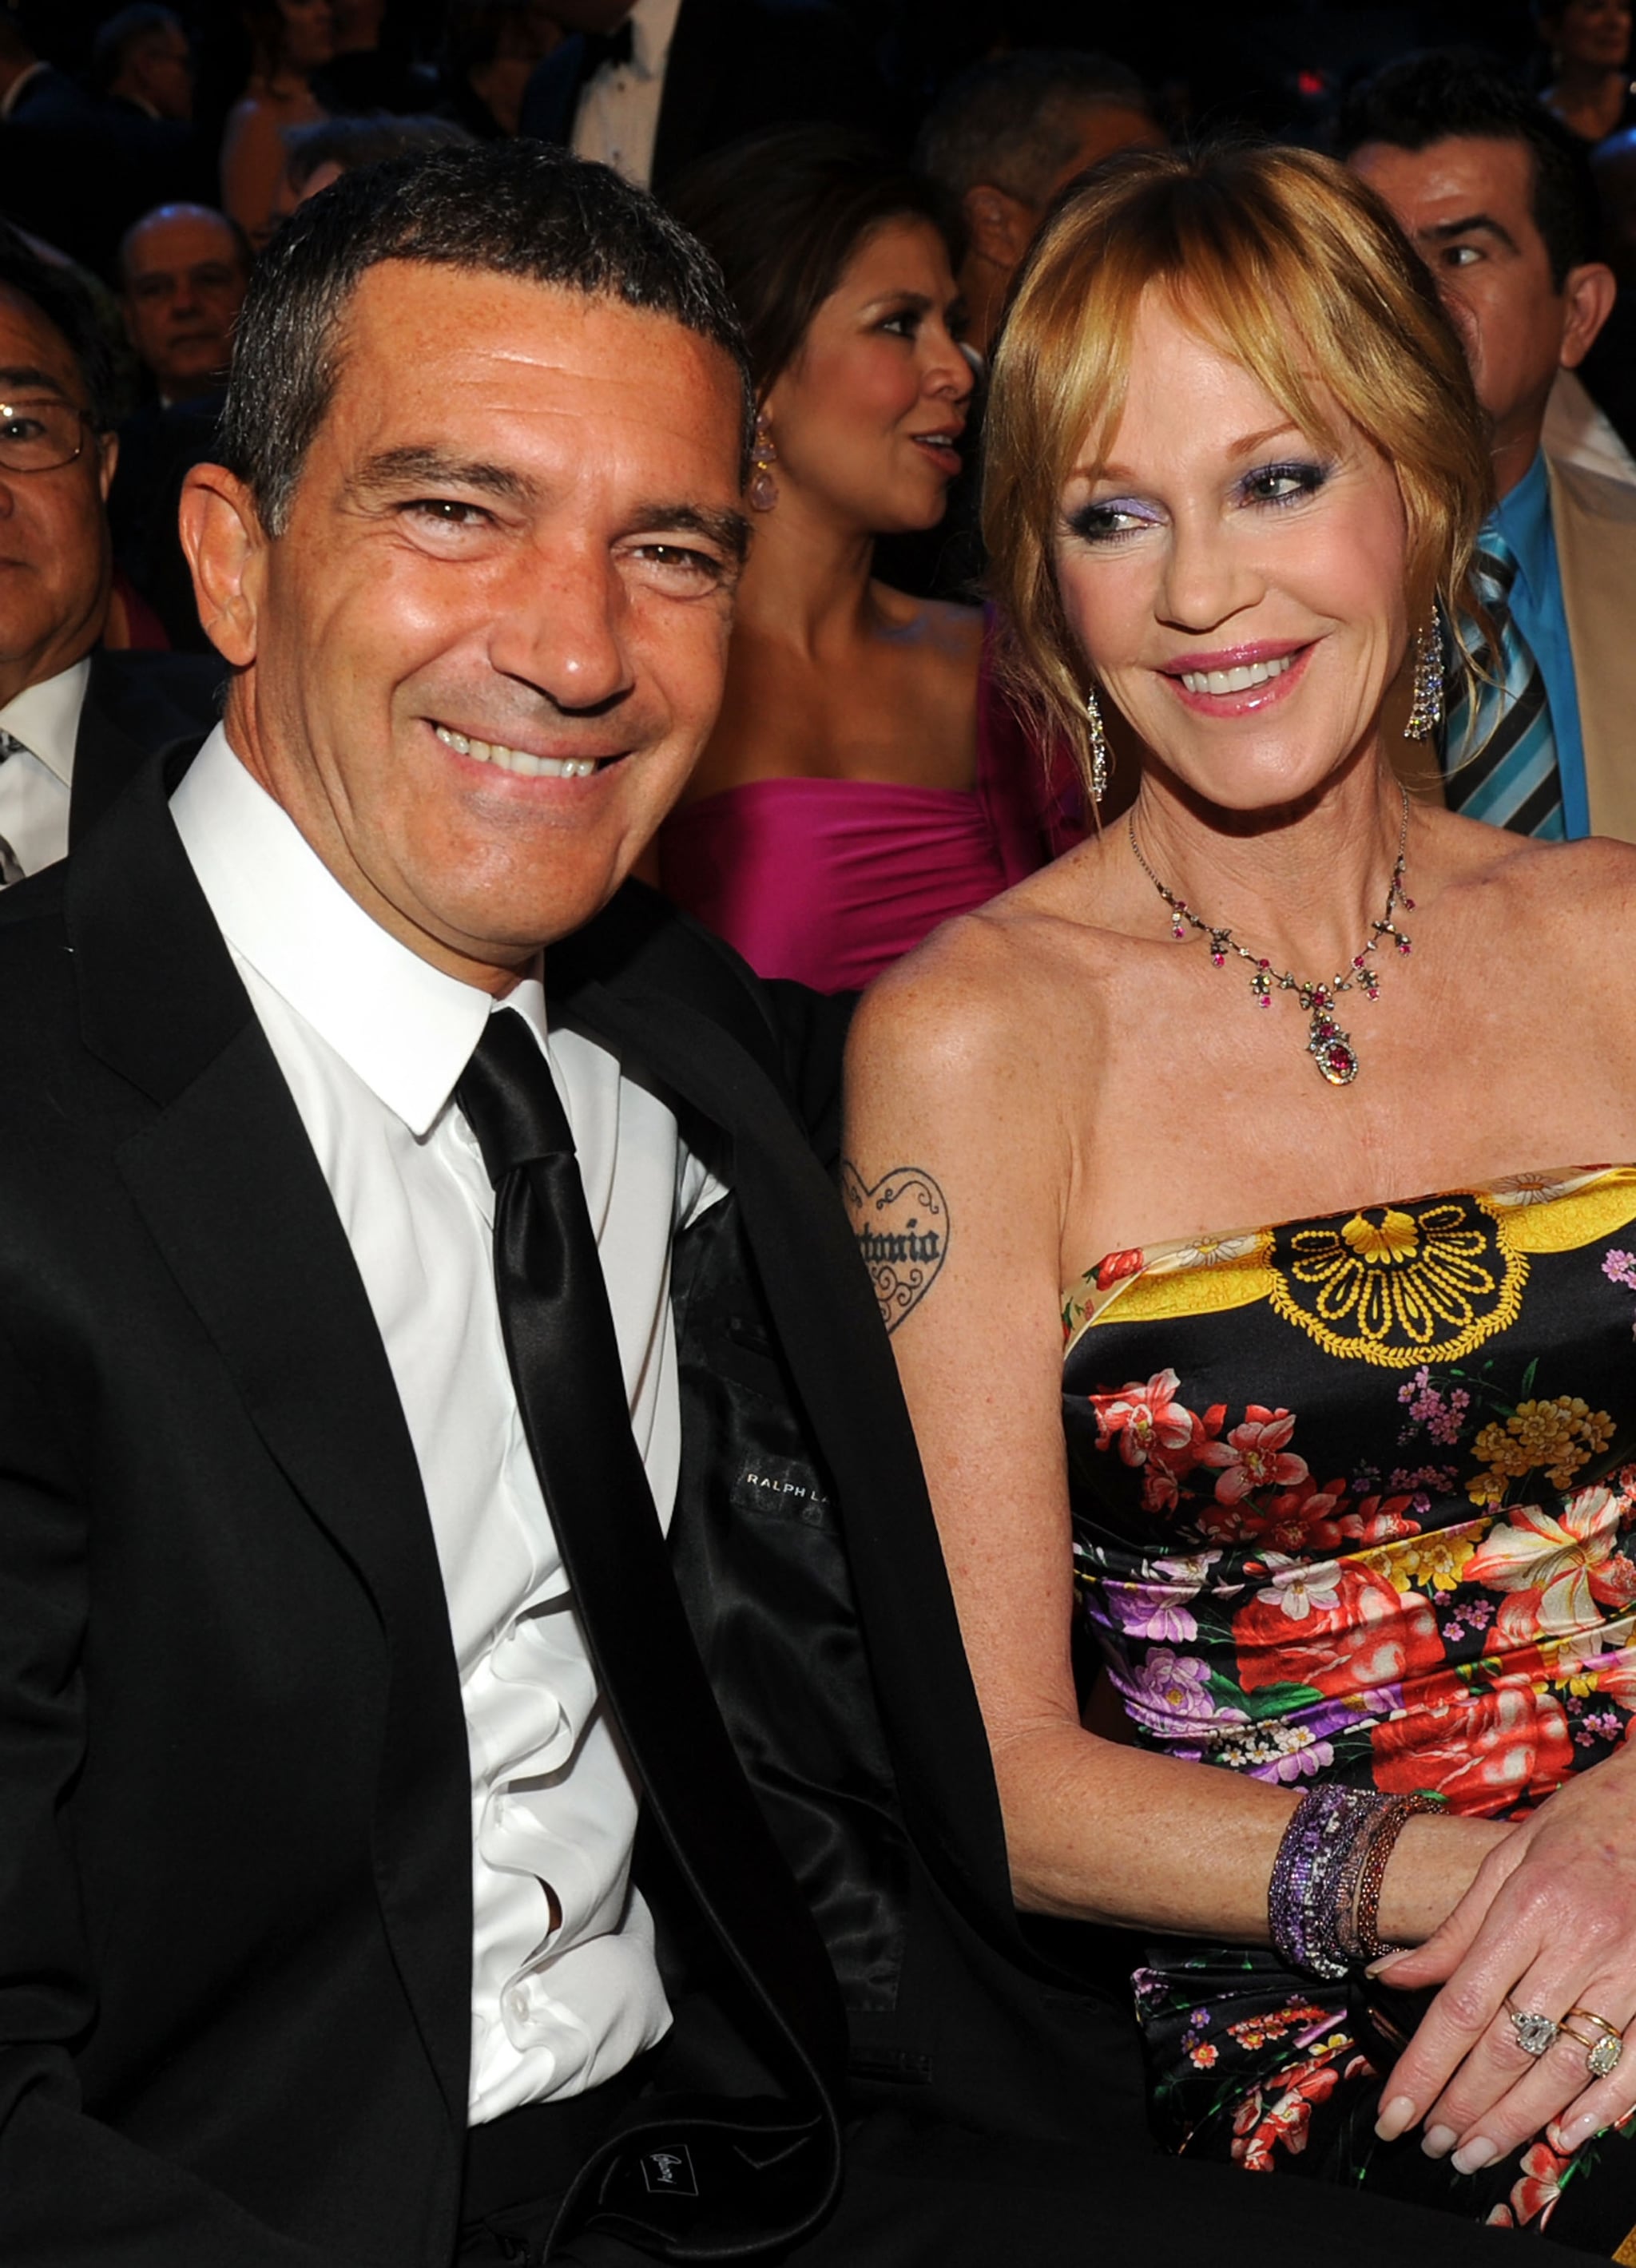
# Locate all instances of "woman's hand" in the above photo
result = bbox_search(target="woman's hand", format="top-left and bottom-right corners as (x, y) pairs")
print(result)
(1374, 1743), (1636, 2167)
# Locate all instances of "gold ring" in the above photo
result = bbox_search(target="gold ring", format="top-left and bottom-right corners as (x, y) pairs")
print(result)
(1561, 2023), (1624, 2077)
(1569, 2007), (1623, 2040)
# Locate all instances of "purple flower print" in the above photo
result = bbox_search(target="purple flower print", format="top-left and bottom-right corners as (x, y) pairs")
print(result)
(1119, 1647), (1245, 1738)
(1604, 1250), (1636, 1292)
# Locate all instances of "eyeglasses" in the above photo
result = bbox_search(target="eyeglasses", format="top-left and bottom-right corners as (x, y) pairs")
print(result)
(0, 398), (93, 474)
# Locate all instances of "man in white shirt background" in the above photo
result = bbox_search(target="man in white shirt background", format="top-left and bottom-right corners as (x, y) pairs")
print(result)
(0, 138), (1553, 2268)
(521, 0), (884, 195)
(0, 228), (218, 878)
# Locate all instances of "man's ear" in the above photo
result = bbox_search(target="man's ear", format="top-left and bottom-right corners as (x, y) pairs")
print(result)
(95, 427), (117, 502)
(179, 462), (264, 667)
(961, 182), (1038, 272)
(1560, 260), (1618, 368)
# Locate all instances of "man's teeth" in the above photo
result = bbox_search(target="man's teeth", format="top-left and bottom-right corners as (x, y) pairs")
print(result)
(1179, 654), (1298, 696)
(434, 724), (598, 777)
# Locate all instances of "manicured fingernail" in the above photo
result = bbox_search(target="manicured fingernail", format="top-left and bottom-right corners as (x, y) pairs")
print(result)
(1452, 2137), (1499, 2175)
(1367, 1949), (1411, 1977)
(1555, 2115), (1596, 2154)
(1422, 2124), (1458, 2158)
(1376, 2096), (1417, 2141)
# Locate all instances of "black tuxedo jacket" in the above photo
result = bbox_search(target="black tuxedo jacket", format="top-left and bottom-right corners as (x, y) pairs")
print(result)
(520, 0), (886, 194)
(0, 743), (1147, 2268)
(68, 648), (223, 847)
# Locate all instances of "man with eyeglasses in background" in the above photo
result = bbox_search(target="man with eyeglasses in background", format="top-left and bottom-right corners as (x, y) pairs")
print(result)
(0, 229), (220, 882)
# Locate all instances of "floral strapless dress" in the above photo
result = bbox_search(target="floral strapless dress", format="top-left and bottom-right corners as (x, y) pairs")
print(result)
(1065, 1168), (1636, 2246)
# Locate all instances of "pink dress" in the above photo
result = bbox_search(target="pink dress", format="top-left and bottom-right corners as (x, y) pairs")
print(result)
(659, 621), (1080, 993)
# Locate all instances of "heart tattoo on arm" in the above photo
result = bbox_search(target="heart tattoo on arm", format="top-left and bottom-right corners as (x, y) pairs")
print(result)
(840, 1161), (949, 1334)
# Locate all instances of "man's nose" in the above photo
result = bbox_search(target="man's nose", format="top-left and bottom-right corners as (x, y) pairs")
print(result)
(489, 545), (634, 712)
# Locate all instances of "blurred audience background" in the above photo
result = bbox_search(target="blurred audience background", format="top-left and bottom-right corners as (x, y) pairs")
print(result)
(2, 0), (1633, 898)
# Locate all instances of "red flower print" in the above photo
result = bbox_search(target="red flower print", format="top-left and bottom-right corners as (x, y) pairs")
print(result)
(1200, 1476), (1347, 1552)
(1371, 1676), (1574, 1812)
(1096, 1247), (1144, 1291)
(1088, 1369), (1195, 1468)
(1324, 1493), (1422, 1548)
(1201, 1406), (1308, 1503)
(1229, 2055), (1341, 2173)
(1234, 1563), (1443, 1698)
(1502, 2136), (1572, 2230)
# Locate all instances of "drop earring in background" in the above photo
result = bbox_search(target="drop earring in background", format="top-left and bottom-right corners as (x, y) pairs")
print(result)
(749, 415), (778, 513)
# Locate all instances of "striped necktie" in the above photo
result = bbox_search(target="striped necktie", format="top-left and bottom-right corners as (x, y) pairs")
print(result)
(1442, 527), (1566, 839)
(0, 728), (30, 883)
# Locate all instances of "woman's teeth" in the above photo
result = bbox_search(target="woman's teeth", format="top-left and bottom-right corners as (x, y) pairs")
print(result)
(1178, 653), (1298, 696)
(434, 724), (600, 778)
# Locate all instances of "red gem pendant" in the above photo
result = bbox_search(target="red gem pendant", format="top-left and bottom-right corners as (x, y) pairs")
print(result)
(1308, 1006), (1359, 1085)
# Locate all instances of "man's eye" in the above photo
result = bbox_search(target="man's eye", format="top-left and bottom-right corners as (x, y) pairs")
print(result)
(1443, 244), (1483, 268)
(0, 415), (46, 443)
(634, 543), (723, 578)
(404, 498), (490, 528)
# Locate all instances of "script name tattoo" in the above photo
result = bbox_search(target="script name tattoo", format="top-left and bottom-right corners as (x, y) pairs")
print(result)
(840, 1160), (949, 1334)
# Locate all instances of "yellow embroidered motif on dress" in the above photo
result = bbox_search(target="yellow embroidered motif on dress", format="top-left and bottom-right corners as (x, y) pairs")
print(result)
(1062, 1166), (1636, 1364)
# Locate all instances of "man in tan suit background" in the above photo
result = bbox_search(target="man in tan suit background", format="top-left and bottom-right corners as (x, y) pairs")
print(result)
(1342, 51), (1636, 842)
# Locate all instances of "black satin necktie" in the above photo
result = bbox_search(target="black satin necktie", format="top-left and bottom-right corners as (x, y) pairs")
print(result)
(454, 1008), (841, 2080)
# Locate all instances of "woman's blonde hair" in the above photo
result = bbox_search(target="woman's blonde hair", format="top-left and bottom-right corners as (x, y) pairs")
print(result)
(983, 141), (1494, 789)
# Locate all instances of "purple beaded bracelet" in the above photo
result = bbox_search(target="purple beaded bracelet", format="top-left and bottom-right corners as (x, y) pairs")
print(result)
(1269, 1786), (1404, 1980)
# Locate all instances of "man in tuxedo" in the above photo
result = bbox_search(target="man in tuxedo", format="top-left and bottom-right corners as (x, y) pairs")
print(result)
(520, 0), (884, 192)
(0, 231), (218, 874)
(0, 141), (1582, 2268)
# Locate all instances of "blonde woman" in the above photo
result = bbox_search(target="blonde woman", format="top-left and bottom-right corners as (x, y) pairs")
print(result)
(845, 143), (1636, 2246)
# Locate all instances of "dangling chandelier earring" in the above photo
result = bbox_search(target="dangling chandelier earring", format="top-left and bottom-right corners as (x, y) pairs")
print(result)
(1404, 614), (1444, 742)
(749, 413), (779, 513)
(1085, 681), (1112, 803)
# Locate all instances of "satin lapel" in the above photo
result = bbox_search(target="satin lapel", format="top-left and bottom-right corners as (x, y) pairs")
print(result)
(1550, 457), (1636, 844)
(69, 656), (150, 847)
(68, 757), (472, 2124)
(558, 969), (1021, 1953)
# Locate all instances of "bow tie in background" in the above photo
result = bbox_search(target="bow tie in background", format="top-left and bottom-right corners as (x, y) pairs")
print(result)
(0, 728), (33, 882)
(581, 15), (635, 73)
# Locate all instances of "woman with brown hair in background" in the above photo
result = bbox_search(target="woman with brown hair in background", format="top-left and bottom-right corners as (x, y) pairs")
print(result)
(220, 0), (333, 248)
(657, 127), (1062, 995)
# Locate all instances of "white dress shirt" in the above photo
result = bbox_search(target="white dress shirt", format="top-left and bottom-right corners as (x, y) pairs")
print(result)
(171, 726), (723, 2120)
(570, 0), (683, 188)
(0, 655), (89, 878)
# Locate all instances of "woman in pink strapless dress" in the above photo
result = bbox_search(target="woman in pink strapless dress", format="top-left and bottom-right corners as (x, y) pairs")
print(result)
(659, 129), (1078, 993)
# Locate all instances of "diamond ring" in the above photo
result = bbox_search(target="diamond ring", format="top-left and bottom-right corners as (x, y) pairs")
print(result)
(1505, 1998), (1561, 2058)
(1566, 2007), (1625, 2080)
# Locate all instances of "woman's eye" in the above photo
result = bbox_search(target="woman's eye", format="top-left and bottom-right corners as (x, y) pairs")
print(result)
(1066, 500), (1155, 543)
(879, 310), (919, 339)
(1242, 462), (1328, 507)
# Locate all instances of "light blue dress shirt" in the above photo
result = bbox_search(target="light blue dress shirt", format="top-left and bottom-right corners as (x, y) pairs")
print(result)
(1490, 449), (1590, 839)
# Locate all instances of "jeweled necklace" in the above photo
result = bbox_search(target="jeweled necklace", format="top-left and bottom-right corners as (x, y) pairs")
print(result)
(1126, 788), (1414, 1088)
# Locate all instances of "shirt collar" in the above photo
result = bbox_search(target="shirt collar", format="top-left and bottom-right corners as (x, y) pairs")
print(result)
(629, 0), (683, 76)
(0, 656), (90, 788)
(169, 725), (548, 1136)
(1491, 447), (1553, 591)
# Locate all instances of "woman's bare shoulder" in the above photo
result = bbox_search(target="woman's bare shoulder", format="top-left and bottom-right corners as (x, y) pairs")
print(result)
(851, 858), (1136, 1088)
